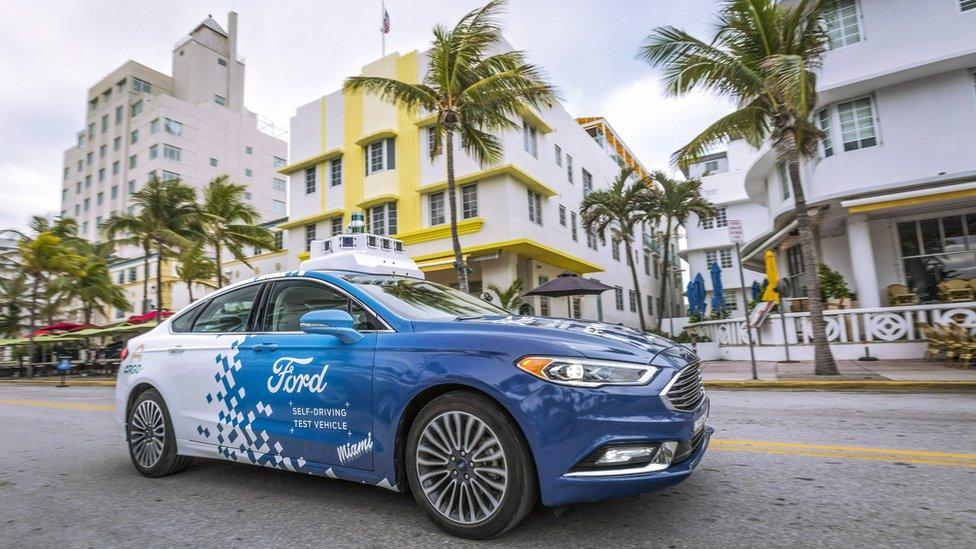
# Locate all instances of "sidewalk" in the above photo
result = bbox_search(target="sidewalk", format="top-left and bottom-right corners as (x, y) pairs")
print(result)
(702, 359), (976, 391)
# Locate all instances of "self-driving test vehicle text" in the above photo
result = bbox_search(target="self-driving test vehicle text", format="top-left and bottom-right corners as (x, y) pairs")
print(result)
(116, 221), (710, 539)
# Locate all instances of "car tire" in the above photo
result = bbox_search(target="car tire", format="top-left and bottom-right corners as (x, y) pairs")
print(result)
(406, 391), (537, 539)
(126, 389), (192, 477)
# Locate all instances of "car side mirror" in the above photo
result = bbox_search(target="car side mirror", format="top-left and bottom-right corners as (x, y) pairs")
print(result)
(299, 309), (364, 344)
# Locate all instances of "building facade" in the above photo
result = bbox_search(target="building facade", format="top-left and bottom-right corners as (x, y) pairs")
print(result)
(277, 49), (682, 329)
(683, 0), (976, 315)
(58, 13), (288, 321)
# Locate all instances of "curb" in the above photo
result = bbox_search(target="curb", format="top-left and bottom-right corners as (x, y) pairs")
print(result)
(704, 380), (976, 391)
(0, 379), (116, 386)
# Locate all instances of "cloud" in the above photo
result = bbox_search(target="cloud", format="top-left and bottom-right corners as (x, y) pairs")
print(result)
(598, 76), (736, 175)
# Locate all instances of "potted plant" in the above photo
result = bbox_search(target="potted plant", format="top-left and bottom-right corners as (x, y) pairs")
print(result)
(818, 264), (856, 309)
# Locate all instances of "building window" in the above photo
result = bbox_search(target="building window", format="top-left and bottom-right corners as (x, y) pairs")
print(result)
(554, 144), (562, 166)
(824, 0), (861, 49)
(368, 202), (397, 236)
(365, 138), (395, 175)
(132, 78), (151, 93)
(163, 144), (181, 161)
(558, 204), (567, 226)
(537, 275), (550, 315)
(76, 181), (81, 193)
(614, 287), (624, 311)
(111, 185), (118, 199)
(130, 129), (139, 144)
(429, 191), (445, 226)
(896, 214), (976, 302)
(210, 158), (218, 167)
(705, 249), (733, 269)
(425, 126), (437, 158)
(817, 109), (834, 157)
(572, 297), (581, 319)
(273, 178), (286, 191)
(612, 238), (620, 260)
(218, 57), (228, 67)
(161, 170), (179, 181)
(129, 155), (137, 169)
(113, 137), (121, 151)
(149, 144), (159, 159)
(215, 95), (227, 106)
(272, 200), (286, 215)
(84, 198), (90, 211)
(700, 207), (728, 230)
(777, 162), (793, 200)
(305, 223), (316, 252)
(586, 230), (598, 251)
(704, 160), (719, 173)
(273, 156), (286, 168)
(527, 189), (543, 225)
(88, 98), (97, 112)
(305, 167), (316, 194)
(963, 0), (976, 11)
(246, 146), (253, 155)
(164, 118), (183, 136)
(330, 157), (343, 186)
(837, 97), (877, 151)
(128, 180), (136, 193)
(99, 145), (106, 159)
(245, 168), (252, 177)
(784, 244), (806, 298)
(461, 183), (478, 219)
(566, 154), (574, 184)
(85, 175), (91, 187)
(98, 168), (105, 182)
(112, 161), (119, 175)
(582, 169), (593, 196)
(647, 295), (654, 317)
(115, 105), (123, 124)
(97, 192), (104, 205)
(331, 216), (344, 237)
(522, 119), (538, 157)
(570, 211), (578, 241)
(629, 290), (637, 313)
(244, 191), (252, 200)
(150, 118), (159, 134)
(100, 114), (108, 133)
(644, 253), (651, 275)
(130, 100), (142, 117)
(86, 152), (92, 166)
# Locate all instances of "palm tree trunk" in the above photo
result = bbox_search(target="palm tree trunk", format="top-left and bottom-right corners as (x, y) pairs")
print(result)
(155, 248), (164, 325)
(26, 278), (38, 377)
(186, 282), (194, 302)
(655, 218), (673, 331)
(445, 127), (469, 293)
(141, 242), (150, 314)
(624, 236), (647, 331)
(215, 242), (223, 289)
(786, 159), (838, 375)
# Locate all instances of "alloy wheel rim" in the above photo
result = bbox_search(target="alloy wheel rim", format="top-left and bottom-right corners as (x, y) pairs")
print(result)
(416, 411), (508, 525)
(130, 400), (165, 468)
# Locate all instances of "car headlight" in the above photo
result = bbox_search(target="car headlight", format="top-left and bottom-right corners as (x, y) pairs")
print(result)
(516, 356), (658, 388)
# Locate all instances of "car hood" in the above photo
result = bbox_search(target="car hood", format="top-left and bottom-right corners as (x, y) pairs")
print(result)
(412, 315), (695, 367)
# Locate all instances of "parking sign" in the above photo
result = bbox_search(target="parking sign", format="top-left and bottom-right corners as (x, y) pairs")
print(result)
(728, 219), (744, 244)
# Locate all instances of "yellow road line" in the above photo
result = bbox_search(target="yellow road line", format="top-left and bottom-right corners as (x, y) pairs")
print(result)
(0, 399), (114, 412)
(712, 438), (976, 460)
(711, 439), (976, 468)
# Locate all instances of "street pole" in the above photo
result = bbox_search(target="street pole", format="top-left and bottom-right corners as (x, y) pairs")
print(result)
(777, 289), (796, 363)
(735, 241), (758, 380)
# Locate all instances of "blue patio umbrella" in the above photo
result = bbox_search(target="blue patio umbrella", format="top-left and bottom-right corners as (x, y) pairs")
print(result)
(751, 280), (762, 301)
(694, 273), (707, 316)
(710, 261), (726, 313)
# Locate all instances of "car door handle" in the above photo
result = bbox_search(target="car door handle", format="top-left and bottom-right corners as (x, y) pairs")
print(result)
(168, 345), (184, 354)
(251, 343), (279, 353)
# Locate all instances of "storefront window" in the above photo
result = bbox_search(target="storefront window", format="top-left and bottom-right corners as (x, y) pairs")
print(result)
(897, 214), (976, 302)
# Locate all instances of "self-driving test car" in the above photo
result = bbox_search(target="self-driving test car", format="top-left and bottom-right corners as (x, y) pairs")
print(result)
(116, 225), (710, 539)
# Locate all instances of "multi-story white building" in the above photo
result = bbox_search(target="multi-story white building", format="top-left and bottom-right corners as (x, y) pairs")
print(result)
(277, 48), (682, 329)
(58, 13), (288, 321)
(683, 0), (976, 358)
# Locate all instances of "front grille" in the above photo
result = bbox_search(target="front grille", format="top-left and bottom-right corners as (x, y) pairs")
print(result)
(673, 423), (707, 464)
(664, 361), (705, 412)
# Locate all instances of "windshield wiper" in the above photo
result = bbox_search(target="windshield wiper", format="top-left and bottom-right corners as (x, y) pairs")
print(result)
(455, 314), (486, 321)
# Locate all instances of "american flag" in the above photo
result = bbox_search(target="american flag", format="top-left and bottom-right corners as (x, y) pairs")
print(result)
(382, 8), (391, 34)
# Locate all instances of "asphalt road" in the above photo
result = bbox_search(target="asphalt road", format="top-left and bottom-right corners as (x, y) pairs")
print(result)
(1, 385), (974, 548)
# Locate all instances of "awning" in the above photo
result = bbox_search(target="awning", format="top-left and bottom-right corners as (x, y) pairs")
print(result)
(840, 180), (976, 213)
(740, 219), (798, 263)
(416, 255), (469, 273)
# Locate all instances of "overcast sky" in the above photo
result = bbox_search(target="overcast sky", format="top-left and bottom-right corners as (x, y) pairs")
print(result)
(0, 0), (734, 231)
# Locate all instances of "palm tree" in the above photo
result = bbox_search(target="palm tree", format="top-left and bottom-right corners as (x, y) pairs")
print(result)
(581, 167), (658, 332)
(640, 171), (715, 332)
(0, 273), (28, 338)
(52, 258), (130, 325)
(104, 177), (200, 323)
(488, 277), (524, 312)
(17, 232), (83, 375)
(176, 245), (218, 301)
(103, 212), (154, 313)
(199, 176), (276, 288)
(344, 0), (558, 293)
(638, 0), (838, 373)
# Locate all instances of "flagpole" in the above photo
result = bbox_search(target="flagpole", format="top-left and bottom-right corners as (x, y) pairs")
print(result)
(381, 0), (386, 57)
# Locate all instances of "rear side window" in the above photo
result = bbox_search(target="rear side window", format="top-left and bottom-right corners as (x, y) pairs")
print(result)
(260, 279), (379, 332)
(170, 305), (201, 333)
(191, 284), (261, 333)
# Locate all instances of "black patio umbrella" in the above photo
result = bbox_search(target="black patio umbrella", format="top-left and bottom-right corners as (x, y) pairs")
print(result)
(524, 272), (614, 318)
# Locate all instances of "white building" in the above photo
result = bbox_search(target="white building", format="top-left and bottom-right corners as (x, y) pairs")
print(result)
(277, 48), (682, 329)
(684, 0), (976, 359)
(58, 13), (288, 321)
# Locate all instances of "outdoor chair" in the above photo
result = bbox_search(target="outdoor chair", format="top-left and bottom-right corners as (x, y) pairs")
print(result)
(917, 323), (947, 360)
(938, 279), (974, 302)
(887, 284), (918, 305)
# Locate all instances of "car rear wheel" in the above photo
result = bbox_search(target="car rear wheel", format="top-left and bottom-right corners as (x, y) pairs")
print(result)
(127, 389), (192, 477)
(406, 391), (537, 539)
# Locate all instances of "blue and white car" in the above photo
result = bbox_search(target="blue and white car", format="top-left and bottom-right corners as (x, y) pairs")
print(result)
(116, 229), (710, 539)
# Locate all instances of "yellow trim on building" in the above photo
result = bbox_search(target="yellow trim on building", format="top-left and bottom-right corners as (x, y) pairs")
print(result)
(519, 106), (554, 134)
(297, 251), (310, 261)
(847, 188), (976, 213)
(320, 95), (328, 212)
(396, 52), (423, 235)
(413, 113), (437, 127)
(417, 254), (469, 272)
(344, 88), (365, 228)
(416, 164), (558, 197)
(394, 217), (484, 245)
(354, 128), (398, 147)
(412, 238), (604, 274)
(277, 148), (344, 175)
(276, 208), (344, 230)
(357, 193), (399, 210)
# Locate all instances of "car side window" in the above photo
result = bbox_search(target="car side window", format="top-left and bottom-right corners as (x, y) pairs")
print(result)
(190, 284), (261, 333)
(261, 279), (379, 332)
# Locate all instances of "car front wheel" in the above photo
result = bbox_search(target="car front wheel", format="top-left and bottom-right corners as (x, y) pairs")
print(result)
(126, 389), (192, 477)
(406, 391), (537, 539)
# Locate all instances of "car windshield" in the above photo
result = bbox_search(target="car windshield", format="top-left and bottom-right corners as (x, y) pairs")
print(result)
(342, 274), (509, 320)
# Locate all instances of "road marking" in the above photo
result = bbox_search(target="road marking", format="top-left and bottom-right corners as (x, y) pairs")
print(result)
(0, 399), (114, 412)
(711, 438), (976, 469)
